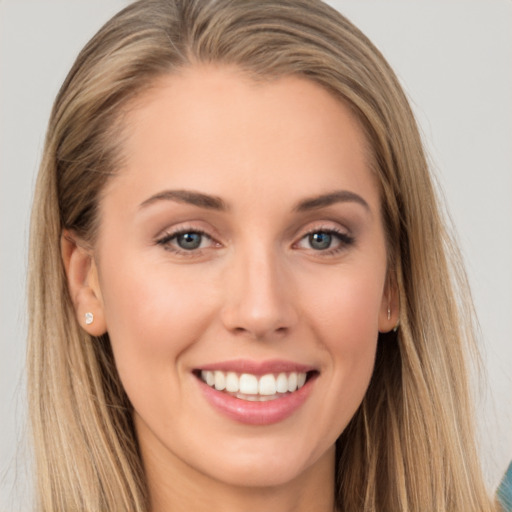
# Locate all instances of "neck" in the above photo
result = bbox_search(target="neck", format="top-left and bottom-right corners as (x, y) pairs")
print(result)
(149, 474), (336, 512)
(140, 432), (336, 512)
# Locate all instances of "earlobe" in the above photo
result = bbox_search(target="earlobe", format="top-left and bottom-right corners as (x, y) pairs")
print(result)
(61, 230), (107, 336)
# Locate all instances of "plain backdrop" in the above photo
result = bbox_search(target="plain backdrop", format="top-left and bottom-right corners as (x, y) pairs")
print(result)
(1, 1), (511, 509)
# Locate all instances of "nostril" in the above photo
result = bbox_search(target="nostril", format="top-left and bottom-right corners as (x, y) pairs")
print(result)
(229, 324), (289, 338)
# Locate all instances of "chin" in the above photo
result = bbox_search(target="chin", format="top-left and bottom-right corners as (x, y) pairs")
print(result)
(189, 435), (335, 490)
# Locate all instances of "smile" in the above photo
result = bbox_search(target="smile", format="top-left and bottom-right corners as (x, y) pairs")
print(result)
(194, 361), (318, 425)
(199, 370), (308, 401)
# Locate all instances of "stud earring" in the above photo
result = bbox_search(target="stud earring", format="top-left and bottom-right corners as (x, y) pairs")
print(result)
(388, 304), (400, 332)
(85, 312), (94, 325)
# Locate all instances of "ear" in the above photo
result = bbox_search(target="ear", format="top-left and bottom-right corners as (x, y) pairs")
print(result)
(378, 271), (400, 334)
(61, 230), (107, 336)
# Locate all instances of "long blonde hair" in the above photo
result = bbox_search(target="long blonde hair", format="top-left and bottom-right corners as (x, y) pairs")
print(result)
(27, 0), (494, 510)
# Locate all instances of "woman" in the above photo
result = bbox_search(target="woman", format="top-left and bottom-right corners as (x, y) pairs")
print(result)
(27, 0), (496, 510)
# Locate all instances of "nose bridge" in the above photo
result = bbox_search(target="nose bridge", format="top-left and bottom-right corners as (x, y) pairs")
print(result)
(221, 241), (297, 338)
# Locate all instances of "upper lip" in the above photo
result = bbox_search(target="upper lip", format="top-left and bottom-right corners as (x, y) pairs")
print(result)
(195, 359), (316, 375)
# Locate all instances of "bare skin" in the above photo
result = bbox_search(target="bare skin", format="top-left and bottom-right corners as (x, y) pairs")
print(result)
(63, 65), (398, 512)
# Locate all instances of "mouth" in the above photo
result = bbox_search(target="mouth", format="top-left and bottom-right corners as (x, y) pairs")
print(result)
(192, 360), (318, 424)
(195, 369), (315, 402)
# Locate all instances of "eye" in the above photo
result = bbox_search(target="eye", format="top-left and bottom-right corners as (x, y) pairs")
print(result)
(175, 232), (203, 250)
(296, 228), (354, 253)
(156, 228), (218, 253)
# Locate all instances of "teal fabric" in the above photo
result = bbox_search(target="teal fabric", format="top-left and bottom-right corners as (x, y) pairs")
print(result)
(498, 462), (512, 511)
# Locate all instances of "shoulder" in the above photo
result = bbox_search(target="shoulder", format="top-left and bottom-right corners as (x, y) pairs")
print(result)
(498, 462), (512, 511)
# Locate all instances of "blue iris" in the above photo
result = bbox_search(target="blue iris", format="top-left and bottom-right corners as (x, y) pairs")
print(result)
(309, 232), (332, 250)
(177, 232), (202, 250)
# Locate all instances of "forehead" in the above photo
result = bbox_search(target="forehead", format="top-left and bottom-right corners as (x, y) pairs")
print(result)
(102, 65), (379, 213)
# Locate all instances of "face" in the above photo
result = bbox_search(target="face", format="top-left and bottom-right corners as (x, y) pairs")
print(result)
(71, 66), (396, 493)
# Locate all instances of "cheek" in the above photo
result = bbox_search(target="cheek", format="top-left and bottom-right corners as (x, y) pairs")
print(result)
(300, 263), (384, 421)
(303, 262), (385, 344)
(98, 256), (216, 387)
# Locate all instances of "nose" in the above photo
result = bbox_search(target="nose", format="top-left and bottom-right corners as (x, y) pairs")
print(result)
(220, 246), (298, 340)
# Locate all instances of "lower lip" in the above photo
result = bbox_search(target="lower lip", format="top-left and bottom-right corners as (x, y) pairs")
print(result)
(197, 376), (315, 425)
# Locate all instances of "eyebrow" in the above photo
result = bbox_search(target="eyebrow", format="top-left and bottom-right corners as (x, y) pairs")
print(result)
(139, 189), (228, 211)
(293, 190), (370, 213)
(139, 188), (369, 214)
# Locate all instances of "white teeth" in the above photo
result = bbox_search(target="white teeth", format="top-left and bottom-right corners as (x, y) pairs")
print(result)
(287, 372), (298, 392)
(258, 374), (277, 395)
(214, 371), (226, 391)
(239, 374), (258, 394)
(225, 372), (239, 392)
(201, 370), (215, 386)
(200, 370), (308, 396)
(276, 373), (288, 393)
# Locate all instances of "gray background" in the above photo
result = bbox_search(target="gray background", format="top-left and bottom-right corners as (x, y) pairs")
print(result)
(1, 1), (511, 509)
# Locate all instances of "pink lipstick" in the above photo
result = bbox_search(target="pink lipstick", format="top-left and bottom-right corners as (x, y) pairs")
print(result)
(194, 359), (318, 425)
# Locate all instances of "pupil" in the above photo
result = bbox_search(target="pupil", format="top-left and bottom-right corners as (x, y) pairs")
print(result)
(178, 232), (202, 250)
(309, 232), (331, 250)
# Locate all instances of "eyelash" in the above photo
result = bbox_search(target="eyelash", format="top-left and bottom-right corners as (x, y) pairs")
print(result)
(296, 227), (355, 256)
(155, 226), (355, 257)
(156, 227), (218, 256)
